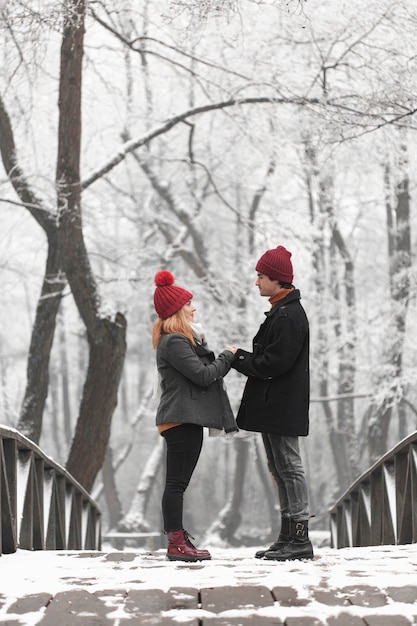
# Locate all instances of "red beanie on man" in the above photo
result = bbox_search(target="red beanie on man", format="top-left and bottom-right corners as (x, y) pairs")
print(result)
(153, 270), (193, 319)
(255, 245), (294, 283)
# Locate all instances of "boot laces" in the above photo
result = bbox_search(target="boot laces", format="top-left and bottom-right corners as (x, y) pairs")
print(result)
(184, 530), (197, 547)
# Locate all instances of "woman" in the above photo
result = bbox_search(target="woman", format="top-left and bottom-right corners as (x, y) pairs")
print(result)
(152, 270), (237, 562)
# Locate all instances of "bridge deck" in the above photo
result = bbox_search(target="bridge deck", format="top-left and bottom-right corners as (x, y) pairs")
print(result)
(0, 544), (416, 625)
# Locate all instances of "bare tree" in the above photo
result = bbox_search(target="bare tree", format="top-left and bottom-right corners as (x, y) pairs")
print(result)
(1, 0), (417, 531)
(368, 132), (411, 462)
(0, 1), (127, 491)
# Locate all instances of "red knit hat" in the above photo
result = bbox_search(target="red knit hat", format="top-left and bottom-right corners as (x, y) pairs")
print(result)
(255, 245), (294, 283)
(153, 270), (193, 319)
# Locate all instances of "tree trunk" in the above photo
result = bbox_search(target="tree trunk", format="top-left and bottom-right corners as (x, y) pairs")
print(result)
(66, 314), (126, 491)
(58, 308), (72, 445)
(56, 0), (127, 491)
(117, 438), (165, 533)
(202, 437), (249, 545)
(91, 388), (155, 502)
(304, 140), (353, 494)
(17, 241), (65, 442)
(102, 446), (124, 531)
(368, 145), (411, 462)
(48, 367), (62, 456)
(0, 94), (64, 443)
(331, 217), (358, 479)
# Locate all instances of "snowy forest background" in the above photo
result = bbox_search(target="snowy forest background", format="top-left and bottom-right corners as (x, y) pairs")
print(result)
(1, 0), (417, 546)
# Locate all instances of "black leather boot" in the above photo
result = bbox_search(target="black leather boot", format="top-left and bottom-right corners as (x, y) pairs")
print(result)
(264, 519), (314, 561)
(255, 517), (290, 558)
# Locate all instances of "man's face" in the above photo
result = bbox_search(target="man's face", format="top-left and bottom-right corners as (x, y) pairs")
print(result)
(256, 273), (281, 297)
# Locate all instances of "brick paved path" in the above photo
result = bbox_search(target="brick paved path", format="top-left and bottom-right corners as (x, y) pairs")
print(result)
(0, 544), (416, 624)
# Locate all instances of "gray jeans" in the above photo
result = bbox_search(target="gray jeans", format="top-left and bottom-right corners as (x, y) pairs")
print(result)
(262, 433), (310, 521)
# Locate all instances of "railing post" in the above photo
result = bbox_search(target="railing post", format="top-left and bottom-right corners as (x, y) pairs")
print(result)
(411, 444), (417, 543)
(330, 431), (417, 549)
(0, 426), (101, 555)
(0, 437), (18, 554)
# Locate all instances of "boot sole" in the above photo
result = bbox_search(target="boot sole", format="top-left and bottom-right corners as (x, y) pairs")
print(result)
(255, 550), (279, 558)
(255, 544), (287, 559)
(166, 554), (212, 562)
(264, 553), (314, 561)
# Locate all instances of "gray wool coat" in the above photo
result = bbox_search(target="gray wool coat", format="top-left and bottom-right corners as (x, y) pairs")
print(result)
(155, 333), (238, 433)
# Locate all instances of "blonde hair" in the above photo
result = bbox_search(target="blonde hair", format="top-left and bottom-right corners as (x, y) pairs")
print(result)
(152, 306), (195, 349)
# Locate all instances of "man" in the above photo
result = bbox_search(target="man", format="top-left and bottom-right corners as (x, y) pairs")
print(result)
(232, 245), (313, 561)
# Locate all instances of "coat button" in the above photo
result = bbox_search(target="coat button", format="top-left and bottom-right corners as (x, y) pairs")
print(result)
(239, 355), (244, 360)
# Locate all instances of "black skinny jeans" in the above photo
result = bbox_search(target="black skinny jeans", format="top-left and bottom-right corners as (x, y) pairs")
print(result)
(161, 423), (203, 532)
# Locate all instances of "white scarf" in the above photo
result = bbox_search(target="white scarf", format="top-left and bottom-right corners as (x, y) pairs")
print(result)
(189, 321), (206, 344)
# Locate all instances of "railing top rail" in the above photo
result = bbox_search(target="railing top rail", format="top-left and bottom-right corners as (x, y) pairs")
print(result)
(329, 429), (417, 513)
(0, 424), (99, 509)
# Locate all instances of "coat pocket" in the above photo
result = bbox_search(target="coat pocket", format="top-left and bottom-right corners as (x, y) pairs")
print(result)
(190, 385), (208, 400)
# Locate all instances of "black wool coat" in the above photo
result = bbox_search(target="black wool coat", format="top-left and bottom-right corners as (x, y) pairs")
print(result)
(156, 333), (237, 433)
(232, 289), (309, 436)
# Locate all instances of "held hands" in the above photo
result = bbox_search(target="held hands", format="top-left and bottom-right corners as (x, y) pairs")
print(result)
(225, 345), (238, 354)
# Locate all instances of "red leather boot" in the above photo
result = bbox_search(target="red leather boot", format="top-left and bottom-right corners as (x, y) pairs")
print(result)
(166, 530), (211, 562)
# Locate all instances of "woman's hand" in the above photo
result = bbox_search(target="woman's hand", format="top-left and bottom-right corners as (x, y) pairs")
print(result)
(225, 345), (238, 354)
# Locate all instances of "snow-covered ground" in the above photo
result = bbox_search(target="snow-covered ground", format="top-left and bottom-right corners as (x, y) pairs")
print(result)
(1, 540), (417, 624)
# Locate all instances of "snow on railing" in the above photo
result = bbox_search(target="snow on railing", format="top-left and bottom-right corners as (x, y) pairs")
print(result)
(0, 425), (101, 555)
(330, 430), (417, 548)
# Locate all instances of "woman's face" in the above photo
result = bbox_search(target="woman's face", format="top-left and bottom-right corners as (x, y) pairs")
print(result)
(183, 300), (196, 322)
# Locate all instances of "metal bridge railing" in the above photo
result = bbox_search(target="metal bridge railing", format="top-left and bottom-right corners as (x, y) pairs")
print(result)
(330, 430), (417, 548)
(0, 425), (101, 555)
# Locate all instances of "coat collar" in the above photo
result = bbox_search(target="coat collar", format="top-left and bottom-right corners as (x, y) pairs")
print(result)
(264, 289), (301, 317)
